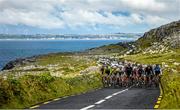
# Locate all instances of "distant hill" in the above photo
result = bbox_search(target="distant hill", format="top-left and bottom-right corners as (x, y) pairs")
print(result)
(87, 20), (180, 55)
(0, 33), (142, 40)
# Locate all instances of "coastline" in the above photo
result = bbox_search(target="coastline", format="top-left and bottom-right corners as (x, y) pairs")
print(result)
(1, 51), (75, 71)
(0, 39), (125, 71)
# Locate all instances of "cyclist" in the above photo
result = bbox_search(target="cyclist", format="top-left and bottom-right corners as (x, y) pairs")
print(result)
(137, 65), (145, 86)
(125, 63), (133, 86)
(132, 65), (138, 84)
(101, 65), (106, 86)
(125, 63), (133, 78)
(153, 64), (162, 87)
(100, 64), (106, 75)
(145, 65), (154, 86)
(103, 65), (111, 87)
(154, 64), (161, 76)
(110, 66), (118, 86)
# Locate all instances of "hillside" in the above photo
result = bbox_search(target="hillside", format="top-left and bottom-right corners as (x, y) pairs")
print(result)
(87, 20), (180, 55)
(136, 20), (180, 53)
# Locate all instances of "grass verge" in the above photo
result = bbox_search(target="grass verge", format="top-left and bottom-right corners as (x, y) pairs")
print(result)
(0, 72), (102, 109)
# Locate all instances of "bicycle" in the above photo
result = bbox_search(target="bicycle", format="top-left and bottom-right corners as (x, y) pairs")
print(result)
(153, 74), (161, 87)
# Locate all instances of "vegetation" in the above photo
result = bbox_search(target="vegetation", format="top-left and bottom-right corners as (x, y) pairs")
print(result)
(87, 44), (128, 55)
(2, 54), (97, 77)
(0, 54), (102, 109)
(0, 72), (102, 108)
(123, 49), (180, 108)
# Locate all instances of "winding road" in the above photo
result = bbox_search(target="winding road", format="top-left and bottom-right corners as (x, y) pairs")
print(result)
(32, 86), (160, 109)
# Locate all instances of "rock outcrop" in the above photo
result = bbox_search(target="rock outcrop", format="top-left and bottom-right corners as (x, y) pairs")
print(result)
(136, 20), (180, 53)
(2, 57), (36, 71)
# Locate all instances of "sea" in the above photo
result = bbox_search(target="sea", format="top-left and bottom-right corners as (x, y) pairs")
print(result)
(0, 40), (123, 69)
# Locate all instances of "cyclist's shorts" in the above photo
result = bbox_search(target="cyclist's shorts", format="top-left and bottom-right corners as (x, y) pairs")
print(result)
(150, 75), (153, 80)
(146, 74), (153, 80)
(126, 73), (131, 78)
(155, 71), (160, 76)
(137, 73), (142, 77)
(146, 74), (150, 77)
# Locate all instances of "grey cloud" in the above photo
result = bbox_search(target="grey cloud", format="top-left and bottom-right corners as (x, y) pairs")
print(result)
(0, 0), (179, 29)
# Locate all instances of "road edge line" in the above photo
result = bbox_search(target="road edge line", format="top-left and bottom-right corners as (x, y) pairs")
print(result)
(154, 83), (163, 109)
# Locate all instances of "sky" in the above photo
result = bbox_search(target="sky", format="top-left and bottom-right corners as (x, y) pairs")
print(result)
(0, 0), (179, 35)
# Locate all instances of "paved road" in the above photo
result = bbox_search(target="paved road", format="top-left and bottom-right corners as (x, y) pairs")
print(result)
(36, 86), (159, 109)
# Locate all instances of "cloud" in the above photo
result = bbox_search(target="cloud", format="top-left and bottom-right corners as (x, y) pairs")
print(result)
(0, 0), (179, 32)
(120, 0), (166, 12)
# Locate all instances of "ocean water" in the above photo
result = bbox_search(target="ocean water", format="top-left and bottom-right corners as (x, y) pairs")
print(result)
(0, 40), (121, 69)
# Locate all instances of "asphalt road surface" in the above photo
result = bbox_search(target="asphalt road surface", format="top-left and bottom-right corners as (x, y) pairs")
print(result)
(36, 86), (159, 109)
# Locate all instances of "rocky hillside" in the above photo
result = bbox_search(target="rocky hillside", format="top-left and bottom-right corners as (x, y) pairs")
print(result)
(87, 20), (180, 55)
(136, 20), (180, 53)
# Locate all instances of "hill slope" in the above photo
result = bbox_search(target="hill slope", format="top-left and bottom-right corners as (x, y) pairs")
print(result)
(136, 20), (180, 53)
(87, 20), (180, 55)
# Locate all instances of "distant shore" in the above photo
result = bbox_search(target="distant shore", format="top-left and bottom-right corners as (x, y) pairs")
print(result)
(0, 40), (123, 70)
(0, 39), (134, 41)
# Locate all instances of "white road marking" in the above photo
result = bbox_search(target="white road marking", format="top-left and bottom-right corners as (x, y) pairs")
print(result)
(95, 99), (106, 104)
(112, 93), (118, 96)
(117, 89), (128, 94)
(105, 95), (113, 99)
(112, 88), (128, 96)
(80, 105), (95, 110)
(80, 86), (132, 110)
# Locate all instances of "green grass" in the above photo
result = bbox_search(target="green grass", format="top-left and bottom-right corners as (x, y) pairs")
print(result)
(2, 54), (97, 78)
(123, 49), (180, 108)
(0, 54), (102, 109)
(0, 72), (102, 109)
(87, 44), (128, 55)
(160, 69), (180, 108)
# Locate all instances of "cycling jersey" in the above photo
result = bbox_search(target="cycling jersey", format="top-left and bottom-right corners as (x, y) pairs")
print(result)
(132, 67), (137, 75)
(145, 66), (153, 75)
(137, 68), (144, 77)
(154, 66), (161, 76)
(125, 66), (132, 77)
(145, 66), (154, 81)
